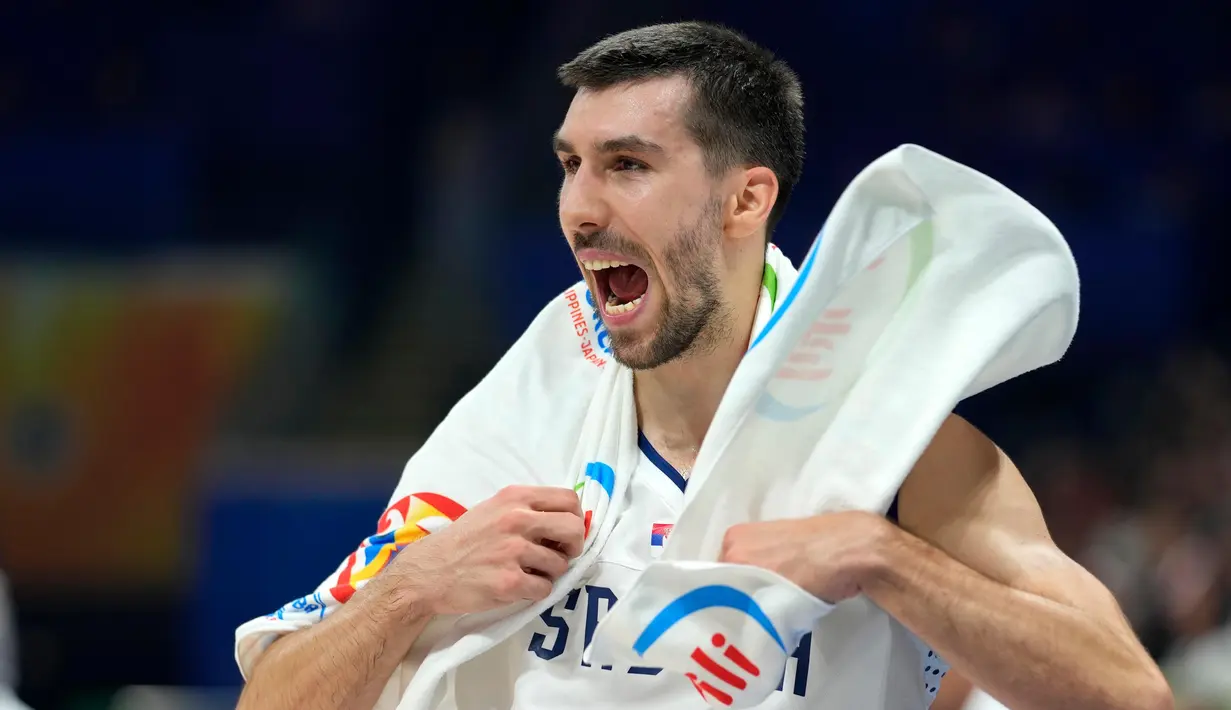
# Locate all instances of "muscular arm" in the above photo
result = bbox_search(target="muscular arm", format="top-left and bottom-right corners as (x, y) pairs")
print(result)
(859, 414), (1172, 710)
(237, 570), (432, 710)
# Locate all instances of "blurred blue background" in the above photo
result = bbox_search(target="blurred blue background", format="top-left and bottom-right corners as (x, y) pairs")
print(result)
(0, 0), (1228, 708)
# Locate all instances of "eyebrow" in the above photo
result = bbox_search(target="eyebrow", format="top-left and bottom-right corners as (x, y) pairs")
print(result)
(552, 133), (666, 156)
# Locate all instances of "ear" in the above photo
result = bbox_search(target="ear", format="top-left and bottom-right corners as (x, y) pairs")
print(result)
(726, 166), (779, 242)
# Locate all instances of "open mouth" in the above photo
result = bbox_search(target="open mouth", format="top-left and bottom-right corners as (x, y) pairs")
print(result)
(581, 258), (650, 316)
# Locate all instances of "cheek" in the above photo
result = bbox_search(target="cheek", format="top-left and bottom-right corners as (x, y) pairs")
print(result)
(617, 194), (679, 248)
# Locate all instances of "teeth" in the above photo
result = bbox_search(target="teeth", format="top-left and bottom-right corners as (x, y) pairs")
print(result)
(605, 296), (643, 315)
(581, 259), (631, 271)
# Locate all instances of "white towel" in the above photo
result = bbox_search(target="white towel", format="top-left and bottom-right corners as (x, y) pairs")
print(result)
(234, 144), (1078, 710)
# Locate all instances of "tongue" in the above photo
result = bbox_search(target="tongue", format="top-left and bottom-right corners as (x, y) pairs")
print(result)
(608, 265), (648, 303)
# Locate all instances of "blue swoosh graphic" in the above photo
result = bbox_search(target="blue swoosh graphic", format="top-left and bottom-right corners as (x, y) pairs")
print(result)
(633, 585), (787, 656)
(584, 462), (615, 497)
(751, 229), (824, 350)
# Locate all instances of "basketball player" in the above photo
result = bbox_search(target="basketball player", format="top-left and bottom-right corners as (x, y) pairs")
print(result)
(237, 22), (1172, 710)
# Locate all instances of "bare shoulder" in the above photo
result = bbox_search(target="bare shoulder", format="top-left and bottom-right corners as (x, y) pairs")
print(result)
(896, 412), (1043, 543)
(896, 413), (1122, 614)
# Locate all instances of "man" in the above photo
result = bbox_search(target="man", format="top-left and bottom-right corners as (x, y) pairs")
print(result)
(237, 21), (1172, 710)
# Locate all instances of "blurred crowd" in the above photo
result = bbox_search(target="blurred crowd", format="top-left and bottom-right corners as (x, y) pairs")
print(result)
(1038, 347), (1231, 707)
(0, 1), (1227, 708)
(1014, 347), (1231, 707)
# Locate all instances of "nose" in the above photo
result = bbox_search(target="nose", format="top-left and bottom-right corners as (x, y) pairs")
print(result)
(559, 166), (611, 238)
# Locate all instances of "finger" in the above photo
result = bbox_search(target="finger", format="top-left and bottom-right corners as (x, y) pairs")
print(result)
(525, 486), (583, 516)
(523, 511), (586, 558)
(515, 572), (555, 602)
(518, 541), (571, 580)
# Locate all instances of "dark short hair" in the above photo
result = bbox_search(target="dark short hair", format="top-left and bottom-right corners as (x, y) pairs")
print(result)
(558, 21), (805, 239)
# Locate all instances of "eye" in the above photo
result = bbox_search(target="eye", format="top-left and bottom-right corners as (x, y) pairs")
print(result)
(560, 156), (581, 175)
(613, 157), (647, 171)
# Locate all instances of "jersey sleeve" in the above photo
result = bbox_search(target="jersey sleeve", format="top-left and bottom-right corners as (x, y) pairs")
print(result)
(233, 490), (471, 679)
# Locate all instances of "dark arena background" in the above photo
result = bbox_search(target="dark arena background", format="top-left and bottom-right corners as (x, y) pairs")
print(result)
(0, 1), (1228, 708)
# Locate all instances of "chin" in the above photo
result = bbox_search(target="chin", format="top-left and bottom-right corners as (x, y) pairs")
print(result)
(605, 335), (658, 371)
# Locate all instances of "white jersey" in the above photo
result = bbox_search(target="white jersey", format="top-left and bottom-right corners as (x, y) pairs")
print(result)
(446, 432), (946, 709)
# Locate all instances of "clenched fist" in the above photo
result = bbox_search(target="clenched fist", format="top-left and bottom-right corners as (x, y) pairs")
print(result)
(719, 511), (891, 604)
(388, 485), (587, 616)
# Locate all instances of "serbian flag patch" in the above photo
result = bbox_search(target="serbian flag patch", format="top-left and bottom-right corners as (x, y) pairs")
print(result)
(650, 523), (674, 558)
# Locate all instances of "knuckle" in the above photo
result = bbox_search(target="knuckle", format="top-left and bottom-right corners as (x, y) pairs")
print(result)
(500, 536), (531, 558)
(515, 537), (538, 558)
(496, 485), (528, 503)
(493, 570), (523, 597)
(538, 554), (563, 578)
(562, 530), (584, 553)
(529, 579), (553, 601)
(720, 528), (743, 557)
(497, 508), (532, 534)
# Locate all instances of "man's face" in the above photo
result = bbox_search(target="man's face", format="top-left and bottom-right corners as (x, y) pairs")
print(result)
(554, 75), (732, 370)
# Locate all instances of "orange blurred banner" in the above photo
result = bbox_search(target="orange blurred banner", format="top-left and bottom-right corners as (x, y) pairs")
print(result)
(0, 259), (285, 590)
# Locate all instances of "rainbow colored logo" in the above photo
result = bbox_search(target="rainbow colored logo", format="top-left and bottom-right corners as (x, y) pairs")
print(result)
(329, 491), (467, 603)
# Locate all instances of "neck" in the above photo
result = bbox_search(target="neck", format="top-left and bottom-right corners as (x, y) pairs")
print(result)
(634, 270), (763, 454)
